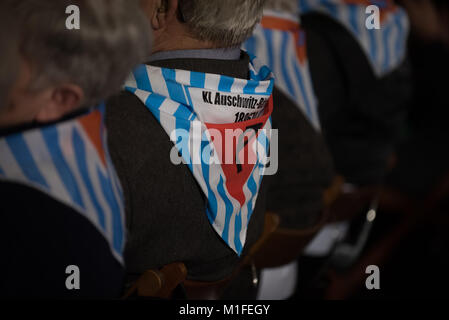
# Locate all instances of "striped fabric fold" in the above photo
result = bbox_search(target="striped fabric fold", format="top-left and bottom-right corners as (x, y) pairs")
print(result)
(243, 10), (321, 131)
(298, 0), (410, 76)
(124, 56), (275, 255)
(0, 104), (126, 264)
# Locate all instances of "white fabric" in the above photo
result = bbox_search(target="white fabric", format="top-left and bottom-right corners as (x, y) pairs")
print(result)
(304, 222), (350, 257)
(257, 261), (298, 300)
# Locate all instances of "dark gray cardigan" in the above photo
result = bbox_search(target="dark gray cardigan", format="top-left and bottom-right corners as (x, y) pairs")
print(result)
(105, 53), (268, 282)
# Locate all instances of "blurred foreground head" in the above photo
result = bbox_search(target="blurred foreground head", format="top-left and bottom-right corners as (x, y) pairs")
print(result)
(0, 0), (151, 128)
(0, 6), (19, 114)
(140, 0), (266, 52)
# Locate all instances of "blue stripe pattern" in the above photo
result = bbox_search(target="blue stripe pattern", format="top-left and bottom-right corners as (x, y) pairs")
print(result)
(0, 106), (126, 264)
(98, 167), (124, 256)
(133, 65), (152, 92)
(243, 14), (321, 130)
(263, 29), (275, 68)
(218, 175), (235, 246)
(202, 138), (218, 222)
(190, 72), (206, 88)
(292, 58), (313, 119)
(218, 76), (235, 93)
(298, 0), (409, 76)
(145, 94), (166, 123)
(6, 135), (49, 188)
(162, 68), (188, 105)
(280, 32), (296, 96)
(42, 127), (85, 209)
(73, 130), (106, 229)
(125, 57), (274, 255)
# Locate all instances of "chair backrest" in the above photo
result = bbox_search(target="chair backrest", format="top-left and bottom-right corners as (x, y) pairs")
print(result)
(182, 276), (234, 300)
(251, 210), (330, 269)
(241, 176), (342, 269)
(323, 175), (345, 208)
(329, 186), (381, 223)
(123, 262), (187, 299)
(123, 213), (282, 300)
(241, 212), (280, 266)
(182, 213), (280, 299)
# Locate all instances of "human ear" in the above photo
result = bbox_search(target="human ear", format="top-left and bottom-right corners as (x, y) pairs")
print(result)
(35, 84), (84, 123)
(152, 0), (178, 30)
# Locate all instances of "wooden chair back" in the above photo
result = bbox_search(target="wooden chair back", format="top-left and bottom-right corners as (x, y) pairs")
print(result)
(123, 262), (187, 299)
(250, 209), (330, 269)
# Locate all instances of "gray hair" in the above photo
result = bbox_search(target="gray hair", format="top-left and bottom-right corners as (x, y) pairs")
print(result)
(8, 0), (151, 108)
(0, 5), (20, 109)
(179, 0), (266, 48)
(264, 0), (299, 13)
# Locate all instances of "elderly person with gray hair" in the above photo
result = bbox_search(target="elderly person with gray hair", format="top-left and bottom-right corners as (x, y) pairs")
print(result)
(0, 0), (150, 298)
(106, 0), (274, 297)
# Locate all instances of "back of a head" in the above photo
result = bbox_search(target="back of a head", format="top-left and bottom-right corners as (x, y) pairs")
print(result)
(0, 4), (19, 108)
(179, 0), (266, 48)
(7, 0), (151, 108)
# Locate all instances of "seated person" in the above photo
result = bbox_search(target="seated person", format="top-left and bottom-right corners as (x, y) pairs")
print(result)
(295, 0), (411, 277)
(242, 0), (335, 300)
(299, 0), (412, 187)
(243, 0), (335, 230)
(106, 0), (274, 286)
(0, 0), (150, 298)
(387, 0), (449, 196)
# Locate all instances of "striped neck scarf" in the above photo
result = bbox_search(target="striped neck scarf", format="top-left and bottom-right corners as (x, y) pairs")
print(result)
(124, 55), (275, 255)
(0, 105), (126, 264)
(298, 0), (409, 76)
(243, 10), (321, 131)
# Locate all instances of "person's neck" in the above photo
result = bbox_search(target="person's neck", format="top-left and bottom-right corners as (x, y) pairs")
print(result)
(152, 31), (218, 53)
(0, 108), (89, 138)
(149, 32), (241, 62)
(148, 47), (241, 62)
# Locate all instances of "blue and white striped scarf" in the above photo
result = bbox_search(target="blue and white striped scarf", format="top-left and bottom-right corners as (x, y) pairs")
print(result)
(0, 105), (126, 264)
(124, 55), (275, 255)
(298, 0), (409, 76)
(243, 10), (321, 131)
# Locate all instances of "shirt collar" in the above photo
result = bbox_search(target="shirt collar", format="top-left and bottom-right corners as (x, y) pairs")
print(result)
(148, 47), (241, 63)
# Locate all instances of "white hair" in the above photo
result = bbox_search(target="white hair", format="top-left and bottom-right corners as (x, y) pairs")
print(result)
(8, 0), (151, 107)
(179, 0), (266, 47)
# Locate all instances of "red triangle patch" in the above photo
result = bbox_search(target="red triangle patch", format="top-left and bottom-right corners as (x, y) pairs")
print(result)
(205, 97), (273, 206)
